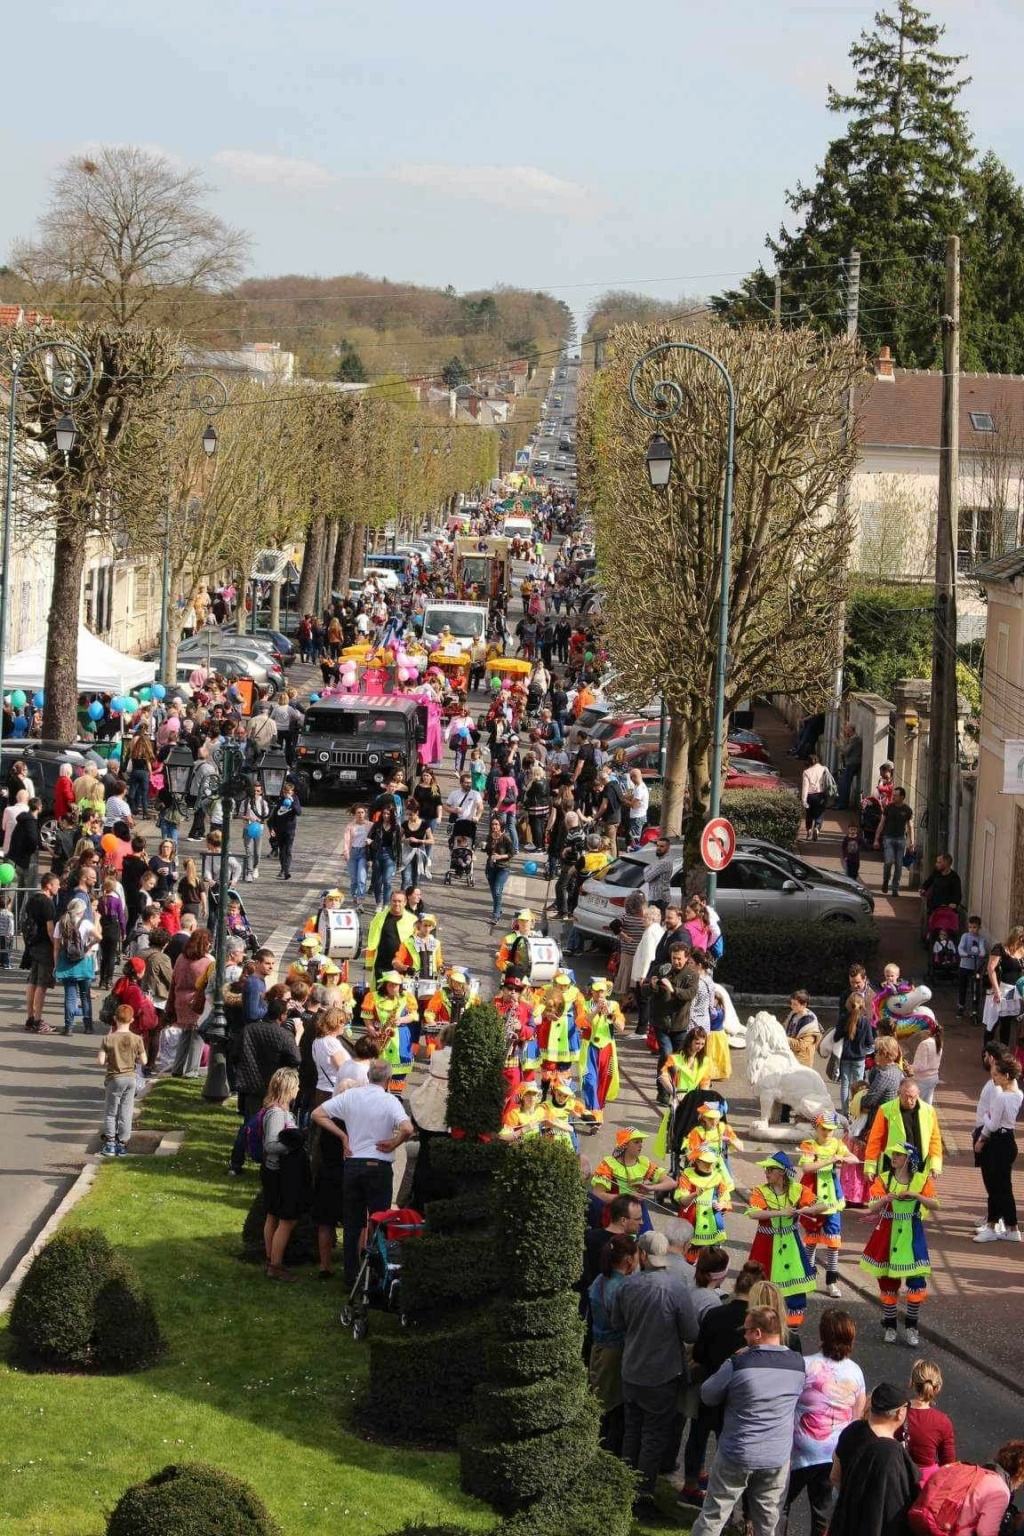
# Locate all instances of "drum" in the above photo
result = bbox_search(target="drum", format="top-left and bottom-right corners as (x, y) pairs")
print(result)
(317, 908), (360, 960)
(526, 934), (560, 985)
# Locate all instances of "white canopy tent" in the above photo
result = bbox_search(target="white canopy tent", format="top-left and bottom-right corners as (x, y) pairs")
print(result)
(4, 626), (157, 695)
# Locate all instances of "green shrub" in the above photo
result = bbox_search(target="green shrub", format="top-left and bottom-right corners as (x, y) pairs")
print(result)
(10, 1227), (164, 1374)
(430, 1136), (506, 1184)
(721, 787), (802, 851)
(423, 1190), (492, 1233)
(459, 1411), (599, 1511)
(367, 1324), (484, 1444)
(498, 1452), (635, 1536)
(484, 1328), (582, 1385)
(400, 1230), (502, 1314)
(716, 916), (880, 994)
(92, 1261), (166, 1373)
(500, 1292), (580, 1341)
(475, 1364), (590, 1440)
(492, 1139), (586, 1296)
(240, 1194), (317, 1265)
(106, 1462), (281, 1536)
(445, 1003), (507, 1138)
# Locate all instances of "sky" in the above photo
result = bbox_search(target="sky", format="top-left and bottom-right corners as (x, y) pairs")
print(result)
(2, 0), (1022, 334)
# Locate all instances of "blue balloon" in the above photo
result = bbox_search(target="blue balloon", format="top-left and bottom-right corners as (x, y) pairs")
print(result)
(245, 821), (263, 840)
(32, 691), (45, 709)
(151, 683), (166, 700)
(309, 693), (320, 703)
(523, 859), (539, 876)
(87, 701), (104, 721)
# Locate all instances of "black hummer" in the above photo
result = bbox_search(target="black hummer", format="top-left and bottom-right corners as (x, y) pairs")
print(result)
(294, 697), (426, 801)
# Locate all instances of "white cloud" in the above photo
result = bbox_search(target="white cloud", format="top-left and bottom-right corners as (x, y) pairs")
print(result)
(210, 150), (336, 192)
(389, 162), (599, 212)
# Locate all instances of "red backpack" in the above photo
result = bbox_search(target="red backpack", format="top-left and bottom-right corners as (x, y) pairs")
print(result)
(907, 1462), (989, 1536)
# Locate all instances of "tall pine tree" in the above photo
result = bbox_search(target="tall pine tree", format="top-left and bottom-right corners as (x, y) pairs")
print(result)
(713, 2), (1013, 369)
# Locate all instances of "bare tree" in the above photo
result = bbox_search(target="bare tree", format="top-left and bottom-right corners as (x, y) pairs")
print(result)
(4, 322), (182, 737)
(578, 322), (863, 839)
(11, 146), (249, 332)
(853, 474), (936, 580)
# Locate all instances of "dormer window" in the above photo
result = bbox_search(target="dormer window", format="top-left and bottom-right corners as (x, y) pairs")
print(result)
(969, 411), (996, 433)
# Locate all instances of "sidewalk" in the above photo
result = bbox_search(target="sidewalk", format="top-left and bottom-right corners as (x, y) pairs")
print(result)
(752, 705), (1024, 1391)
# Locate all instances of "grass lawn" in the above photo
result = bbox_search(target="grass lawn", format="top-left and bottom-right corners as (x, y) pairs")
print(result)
(0, 1080), (495, 1536)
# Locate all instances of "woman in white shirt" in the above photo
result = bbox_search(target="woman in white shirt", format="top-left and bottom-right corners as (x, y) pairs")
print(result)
(800, 754), (831, 840)
(311, 1008), (351, 1106)
(911, 1022), (943, 1104)
(974, 1058), (1024, 1243)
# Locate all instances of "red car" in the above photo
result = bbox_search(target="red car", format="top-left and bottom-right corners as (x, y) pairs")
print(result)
(727, 739), (773, 764)
(621, 747), (792, 795)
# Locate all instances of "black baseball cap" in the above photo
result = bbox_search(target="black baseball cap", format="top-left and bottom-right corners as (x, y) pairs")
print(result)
(871, 1382), (909, 1414)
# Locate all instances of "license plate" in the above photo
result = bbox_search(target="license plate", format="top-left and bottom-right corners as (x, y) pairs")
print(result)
(337, 769), (358, 780)
(587, 896), (608, 911)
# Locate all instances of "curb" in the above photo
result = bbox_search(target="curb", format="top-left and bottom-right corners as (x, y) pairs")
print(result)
(0, 1161), (99, 1317)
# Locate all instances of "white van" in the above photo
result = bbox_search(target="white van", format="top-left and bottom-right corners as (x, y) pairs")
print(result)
(502, 516), (534, 540)
(421, 600), (489, 650)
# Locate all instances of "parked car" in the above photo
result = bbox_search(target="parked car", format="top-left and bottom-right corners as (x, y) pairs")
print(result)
(248, 627), (296, 663)
(615, 745), (784, 791)
(736, 837), (873, 908)
(178, 634), (279, 665)
(174, 653), (282, 689)
(0, 743), (107, 852)
(572, 842), (872, 943)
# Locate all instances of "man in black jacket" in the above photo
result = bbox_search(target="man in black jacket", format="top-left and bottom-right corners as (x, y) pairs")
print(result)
(9, 798), (42, 890)
(650, 943), (700, 1102)
(233, 996), (301, 1126)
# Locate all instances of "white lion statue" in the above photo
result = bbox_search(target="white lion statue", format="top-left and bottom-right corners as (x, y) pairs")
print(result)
(746, 1010), (833, 1140)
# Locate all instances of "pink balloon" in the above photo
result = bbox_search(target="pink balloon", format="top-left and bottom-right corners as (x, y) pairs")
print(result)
(397, 666), (409, 682)
(502, 679), (512, 690)
(409, 666), (419, 681)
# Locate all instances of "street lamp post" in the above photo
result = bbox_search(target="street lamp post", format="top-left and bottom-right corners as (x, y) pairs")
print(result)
(201, 742), (289, 1103)
(160, 373), (229, 686)
(627, 341), (737, 904)
(1, 341), (96, 712)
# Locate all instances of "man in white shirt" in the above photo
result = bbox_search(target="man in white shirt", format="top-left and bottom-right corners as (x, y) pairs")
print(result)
(311, 1059), (413, 1284)
(623, 768), (651, 848)
(444, 774), (483, 826)
(1, 790), (30, 856)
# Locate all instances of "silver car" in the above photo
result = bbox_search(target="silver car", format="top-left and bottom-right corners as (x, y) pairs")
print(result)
(572, 843), (872, 943)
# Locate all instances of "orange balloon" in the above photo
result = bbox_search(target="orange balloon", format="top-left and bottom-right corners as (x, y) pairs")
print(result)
(101, 833), (118, 853)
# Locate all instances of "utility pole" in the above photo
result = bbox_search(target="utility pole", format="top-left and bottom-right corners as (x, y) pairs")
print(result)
(774, 270), (782, 327)
(822, 249), (860, 774)
(925, 235), (961, 871)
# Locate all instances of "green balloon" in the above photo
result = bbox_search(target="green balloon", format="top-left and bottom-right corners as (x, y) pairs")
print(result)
(0, 863), (16, 886)
(138, 686), (152, 701)
(490, 675), (501, 690)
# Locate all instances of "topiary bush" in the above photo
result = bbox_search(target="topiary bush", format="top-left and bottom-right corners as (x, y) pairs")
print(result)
(421, 1190), (492, 1234)
(444, 1002), (507, 1138)
(492, 1136), (587, 1296)
(716, 916), (880, 994)
(498, 1451), (636, 1536)
(106, 1462), (281, 1536)
(92, 1262), (166, 1373)
(474, 1364), (590, 1440)
(400, 1230), (502, 1316)
(501, 1292), (580, 1340)
(240, 1194), (318, 1265)
(484, 1329), (582, 1385)
(9, 1227), (164, 1373)
(459, 1413), (600, 1511)
(366, 1323), (485, 1445)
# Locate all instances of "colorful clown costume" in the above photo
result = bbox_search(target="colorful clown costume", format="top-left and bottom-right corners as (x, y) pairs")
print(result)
(578, 980), (623, 1121)
(673, 1146), (734, 1260)
(860, 1154), (938, 1341)
(745, 1152), (818, 1327)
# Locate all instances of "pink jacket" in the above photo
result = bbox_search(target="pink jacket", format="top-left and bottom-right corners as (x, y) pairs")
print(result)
(953, 1469), (1011, 1536)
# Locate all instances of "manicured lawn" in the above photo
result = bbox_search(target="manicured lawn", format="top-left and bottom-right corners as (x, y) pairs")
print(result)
(0, 1080), (495, 1536)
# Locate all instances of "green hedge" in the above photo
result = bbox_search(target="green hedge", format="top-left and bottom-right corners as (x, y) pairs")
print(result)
(500, 1292), (581, 1341)
(498, 1452), (635, 1536)
(106, 1462), (281, 1536)
(445, 1003), (508, 1138)
(423, 1190), (492, 1234)
(716, 916), (880, 993)
(400, 1230), (502, 1314)
(459, 1412), (599, 1511)
(9, 1227), (164, 1374)
(474, 1364), (590, 1440)
(430, 1136), (506, 1184)
(721, 787), (802, 851)
(366, 1324), (484, 1444)
(483, 1328), (582, 1385)
(492, 1139), (586, 1297)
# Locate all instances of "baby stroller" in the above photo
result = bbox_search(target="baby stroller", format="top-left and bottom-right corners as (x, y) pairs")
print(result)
(859, 794), (882, 849)
(444, 817), (477, 888)
(223, 887), (260, 955)
(340, 1207), (424, 1339)
(926, 904), (962, 983)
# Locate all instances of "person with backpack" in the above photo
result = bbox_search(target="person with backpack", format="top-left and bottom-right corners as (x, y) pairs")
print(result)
(904, 1441), (1024, 1536)
(54, 896), (99, 1036)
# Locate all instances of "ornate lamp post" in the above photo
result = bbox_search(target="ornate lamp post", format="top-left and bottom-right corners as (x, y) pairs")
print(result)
(628, 341), (737, 902)
(160, 372), (229, 685)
